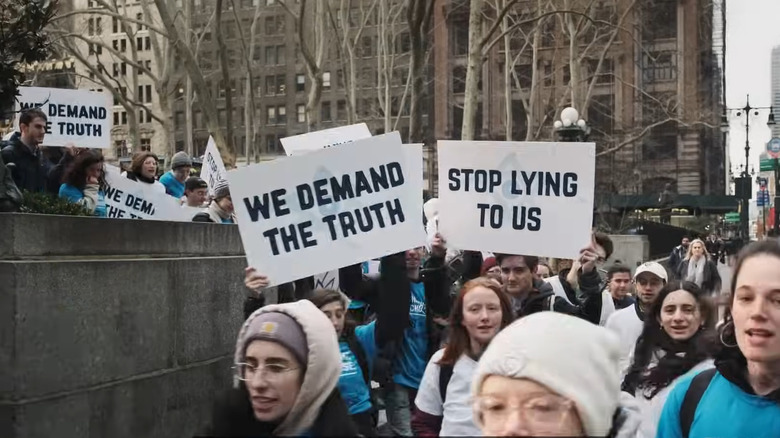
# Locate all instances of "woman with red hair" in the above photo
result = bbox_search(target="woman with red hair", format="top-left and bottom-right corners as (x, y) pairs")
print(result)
(411, 277), (514, 436)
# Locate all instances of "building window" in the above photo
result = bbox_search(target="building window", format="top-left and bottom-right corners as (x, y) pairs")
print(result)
(452, 66), (466, 94)
(265, 15), (285, 35)
(277, 105), (287, 124)
(114, 140), (125, 158)
(267, 106), (277, 124)
(360, 36), (373, 57)
(112, 16), (119, 33)
(642, 121), (678, 160)
(121, 111), (128, 125)
(296, 74), (305, 92)
(321, 101), (331, 121)
(137, 13), (145, 31)
(323, 71), (331, 91)
(175, 111), (185, 129)
(113, 112), (120, 125)
(643, 51), (677, 83)
(140, 138), (151, 151)
(452, 19), (468, 56)
(297, 104), (306, 123)
(277, 74), (286, 94)
(337, 100), (347, 120)
(643, 0), (677, 41)
(266, 134), (277, 152)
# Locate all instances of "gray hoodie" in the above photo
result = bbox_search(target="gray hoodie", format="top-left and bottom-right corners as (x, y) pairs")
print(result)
(233, 300), (341, 436)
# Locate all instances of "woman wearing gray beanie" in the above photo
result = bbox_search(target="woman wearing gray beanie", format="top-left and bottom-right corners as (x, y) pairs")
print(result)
(471, 312), (640, 437)
(205, 300), (358, 436)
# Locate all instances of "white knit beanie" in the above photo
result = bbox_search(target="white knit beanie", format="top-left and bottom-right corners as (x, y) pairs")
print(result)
(471, 312), (621, 436)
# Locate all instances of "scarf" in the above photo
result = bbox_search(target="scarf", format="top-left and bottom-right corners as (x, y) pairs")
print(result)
(210, 201), (234, 222)
(685, 256), (705, 286)
(126, 171), (156, 184)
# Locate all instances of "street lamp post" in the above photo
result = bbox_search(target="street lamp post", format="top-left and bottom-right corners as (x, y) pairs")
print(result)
(554, 107), (591, 143)
(721, 95), (777, 242)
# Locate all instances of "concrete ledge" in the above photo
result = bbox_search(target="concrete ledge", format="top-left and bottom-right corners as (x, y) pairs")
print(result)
(0, 213), (245, 259)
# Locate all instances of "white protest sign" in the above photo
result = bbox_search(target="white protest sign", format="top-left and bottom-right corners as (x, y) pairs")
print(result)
(104, 166), (190, 221)
(14, 87), (111, 149)
(200, 136), (227, 196)
(228, 132), (425, 287)
(281, 123), (372, 156)
(437, 141), (595, 260)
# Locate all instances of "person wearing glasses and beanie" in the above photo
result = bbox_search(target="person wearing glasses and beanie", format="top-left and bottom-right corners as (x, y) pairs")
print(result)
(192, 180), (235, 224)
(205, 300), (358, 437)
(606, 261), (668, 378)
(470, 312), (640, 437)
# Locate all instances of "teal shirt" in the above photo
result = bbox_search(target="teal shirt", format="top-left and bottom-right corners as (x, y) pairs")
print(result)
(159, 171), (184, 199)
(393, 282), (428, 389)
(59, 183), (106, 217)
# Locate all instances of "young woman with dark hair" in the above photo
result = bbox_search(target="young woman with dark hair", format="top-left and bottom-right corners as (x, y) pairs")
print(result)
(621, 281), (717, 438)
(125, 151), (165, 194)
(412, 277), (514, 436)
(58, 149), (107, 217)
(656, 240), (780, 438)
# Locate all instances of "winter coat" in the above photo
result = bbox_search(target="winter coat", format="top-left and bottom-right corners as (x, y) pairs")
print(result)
(1, 133), (48, 193)
(192, 202), (236, 224)
(515, 270), (603, 321)
(655, 348), (780, 438)
(676, 258), (721, 295)
(207, 300), (357, 437)
(668, 245), (686, 277)
(545, 268), (610, 325)
(0, 149), (22, 212)
(46, 152), (75, 195)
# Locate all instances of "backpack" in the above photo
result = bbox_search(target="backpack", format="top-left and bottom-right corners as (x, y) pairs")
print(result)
(438, 363), (454, 403)
(679, 368), (717, 438)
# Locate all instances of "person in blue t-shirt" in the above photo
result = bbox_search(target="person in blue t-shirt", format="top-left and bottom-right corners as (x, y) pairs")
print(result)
(159, 151), (192, 200)
(58, 149), (107, 217)
(338, 234), (451, 436)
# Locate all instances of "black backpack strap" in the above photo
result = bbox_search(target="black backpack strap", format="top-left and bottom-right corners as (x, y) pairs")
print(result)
(346, 333), (371, 388)
(438, 363), (454, 403)
(679, 368), (717, 438)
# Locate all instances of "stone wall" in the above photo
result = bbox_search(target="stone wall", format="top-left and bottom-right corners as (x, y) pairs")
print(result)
(0, 214), (248, 438)
(605, 234), (651, 270)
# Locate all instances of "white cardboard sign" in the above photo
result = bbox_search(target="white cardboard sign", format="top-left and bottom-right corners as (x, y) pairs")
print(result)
(104, 166), (190, 221)
(437, 141), (595, 259)
(200, 136), (227, 196)
(228, 132), (425, 287)
(14, 87), (112, 149)
(281, 123), (372, 156)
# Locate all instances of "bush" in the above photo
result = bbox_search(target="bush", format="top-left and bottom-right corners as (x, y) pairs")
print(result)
(19, 191), (91, 216)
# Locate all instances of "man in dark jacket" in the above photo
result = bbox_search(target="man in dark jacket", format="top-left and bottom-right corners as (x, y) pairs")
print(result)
(1, 108), (49, 193)
(668, 236), (690, 278)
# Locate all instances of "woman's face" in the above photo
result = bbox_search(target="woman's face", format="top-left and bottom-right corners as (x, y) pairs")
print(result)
(461, 286), (503, 347)
(243, 340), (303, 423)
(691, 242), (704, 259)
(477, 376), (584, 437)
(141, 157), (157, 179)
(319, 300), (346, 337)
(536, 265), (551, 279)
(658, 289), (702, 341)
(86, 162), (103, 183)
(732, 254), (780, 364)
(217, 195), (234, 213)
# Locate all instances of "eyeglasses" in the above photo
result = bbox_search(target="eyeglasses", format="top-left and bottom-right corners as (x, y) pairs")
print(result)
(473, 394), (573, 432)
(233, 362), (299, 383)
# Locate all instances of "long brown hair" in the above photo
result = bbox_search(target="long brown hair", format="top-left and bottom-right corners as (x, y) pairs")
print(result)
(130, 152), (158, 175)
(438, 277), (514, 366)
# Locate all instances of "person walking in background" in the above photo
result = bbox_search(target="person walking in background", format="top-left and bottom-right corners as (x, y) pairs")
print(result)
(656, 240), (780, 438)
(125, 152), (166, 194)
(192, 180), (235, 224)
(159, 151), (192, 199)
(621, 281), (717, 438)
(1, 108), (49, 193)
(676, 239), (721, 296)
(58, 150), (107, 217)
(668, 237), (690, 278)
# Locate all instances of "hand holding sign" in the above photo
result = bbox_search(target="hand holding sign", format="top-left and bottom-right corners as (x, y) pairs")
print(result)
(430, 233), (447, 258)
(244, 267), (270, 292)
(578, 235), (601, 274)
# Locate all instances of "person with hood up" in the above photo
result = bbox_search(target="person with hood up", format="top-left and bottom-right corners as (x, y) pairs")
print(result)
(125, 152), (166, 194)
(620, 281), (717, 438)
(470, 312), (640, 437)
(159, 151), (192, 199)
(412, 277), (514, 436)
(58, 150), (107, 217)
(206, 300), (358, 437)
(192, 180), (236, 224)
(656, 240), (780, 438)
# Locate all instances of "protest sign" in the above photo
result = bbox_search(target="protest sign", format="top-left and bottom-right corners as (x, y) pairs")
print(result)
(228, 131), (425, 287)
(200, 136), (227, 196)
(104, 166), (190, 221)
(14, 87), (112, 149)
(281, 123), (372, 156)
(437, 141), (595, 259)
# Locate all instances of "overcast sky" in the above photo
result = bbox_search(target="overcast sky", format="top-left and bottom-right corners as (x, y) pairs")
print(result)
(725, 0), (780, 172)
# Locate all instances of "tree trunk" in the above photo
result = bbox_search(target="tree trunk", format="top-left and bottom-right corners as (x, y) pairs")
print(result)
(184, 0), (193, 156)
(242, 0), (262, 164)
(215, 0), (235, 158)
(406, 0), (433, 143)
(461, 0), (484, 141)
(502, 0), (512, 141)
(152, 0), (232, 165)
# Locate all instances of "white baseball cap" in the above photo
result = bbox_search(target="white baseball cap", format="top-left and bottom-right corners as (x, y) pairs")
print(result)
(634, 261), (668, 282)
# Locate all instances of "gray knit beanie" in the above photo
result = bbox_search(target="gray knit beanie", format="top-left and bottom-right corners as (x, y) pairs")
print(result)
(239, 311), (309, 369)
(213, 179), (230, 200)
(171, 151), (192, 169)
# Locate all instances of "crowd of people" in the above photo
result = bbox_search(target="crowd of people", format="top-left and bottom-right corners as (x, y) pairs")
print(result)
(2, 108), (779, 436)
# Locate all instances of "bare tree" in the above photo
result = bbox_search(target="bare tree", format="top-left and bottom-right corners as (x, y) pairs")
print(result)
(229, 0), (261, 164)
(214, 0), (235, 158)
(405, 0), (434, 143)
(280, 0), (328, 132)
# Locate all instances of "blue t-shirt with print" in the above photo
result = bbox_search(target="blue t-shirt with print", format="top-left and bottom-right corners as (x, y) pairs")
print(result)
(59, 183), (107, 217)
(393, 281), (428, 389)
(337, 341), (372, 415)
(159, 171), (184, 199)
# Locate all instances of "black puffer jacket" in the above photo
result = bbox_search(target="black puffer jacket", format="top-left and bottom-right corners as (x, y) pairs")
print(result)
(1, 133), (48, 193)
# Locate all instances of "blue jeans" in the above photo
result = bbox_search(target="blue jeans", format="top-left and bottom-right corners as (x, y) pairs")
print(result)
(384, 384), (416, 436)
